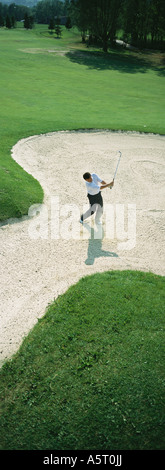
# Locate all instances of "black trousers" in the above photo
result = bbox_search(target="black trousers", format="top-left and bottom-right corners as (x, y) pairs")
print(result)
(81, 192), (103, 222)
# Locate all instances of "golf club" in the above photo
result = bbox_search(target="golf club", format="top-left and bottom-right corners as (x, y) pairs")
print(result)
(110, 150), (122, 188)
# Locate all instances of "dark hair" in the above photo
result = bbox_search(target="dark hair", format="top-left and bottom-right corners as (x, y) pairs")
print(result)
(83, 172), (91, 180)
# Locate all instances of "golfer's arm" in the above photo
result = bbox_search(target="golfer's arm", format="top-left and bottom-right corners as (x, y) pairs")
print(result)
(100, 181), (114, 190)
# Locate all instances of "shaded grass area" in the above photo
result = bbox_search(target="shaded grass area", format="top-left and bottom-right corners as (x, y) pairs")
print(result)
(66, 48), (165, 76)
(0, 25), (165, 221)
(0, 271), (164, 450)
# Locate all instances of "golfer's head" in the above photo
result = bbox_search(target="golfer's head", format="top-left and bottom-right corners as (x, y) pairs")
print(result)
(83, 172), (92, 182)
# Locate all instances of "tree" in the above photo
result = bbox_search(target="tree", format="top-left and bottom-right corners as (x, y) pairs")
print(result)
(0, 2), (30, 24)
(6, 14), (11, 29)
(93, 0), (121, 51)
(24, 12), (30, 28)
(65, 16), (72, 29)
(11, 15), (16, 28)
(149, 0), (165, 46)
(70, 0), (90, 42)
(48, 17), (55, 33)
(55, 18), (62, 37)
(70, 0), (122, 52)
(0, 14), (4, 27)
(35, 0), (65, 25)
(24, 12), (34, 29)
(122, 0), (165, 49)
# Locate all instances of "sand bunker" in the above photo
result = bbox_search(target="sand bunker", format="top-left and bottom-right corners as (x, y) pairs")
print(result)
(0, 130), (165, 366)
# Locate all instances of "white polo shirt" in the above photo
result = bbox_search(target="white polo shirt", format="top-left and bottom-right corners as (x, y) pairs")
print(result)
(85, 173), (102, 195)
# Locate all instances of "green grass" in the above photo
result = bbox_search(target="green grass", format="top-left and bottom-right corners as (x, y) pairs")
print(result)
(0, 24), (165, 221)
(0, 270), (164, 450)
(1, 26), (164, 452)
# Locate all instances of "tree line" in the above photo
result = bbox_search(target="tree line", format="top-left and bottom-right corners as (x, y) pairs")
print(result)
(0, 0), (68, 28)
(0, 2), (28, 26)
(0, 0), (164, 51)
(69, 0), (165, 51)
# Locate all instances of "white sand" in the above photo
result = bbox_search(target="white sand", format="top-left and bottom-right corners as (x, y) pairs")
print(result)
(0, 130), (165, 366)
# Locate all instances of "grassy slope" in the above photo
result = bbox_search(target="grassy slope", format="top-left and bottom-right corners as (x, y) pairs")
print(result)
(0, 25), (165, 221)
(0, 271), (164, 450)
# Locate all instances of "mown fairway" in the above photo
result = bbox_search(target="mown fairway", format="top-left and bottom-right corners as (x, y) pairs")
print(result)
(0, 24), (165, 221)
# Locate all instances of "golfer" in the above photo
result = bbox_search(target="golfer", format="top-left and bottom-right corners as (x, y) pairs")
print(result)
(80, 172), (114, 225)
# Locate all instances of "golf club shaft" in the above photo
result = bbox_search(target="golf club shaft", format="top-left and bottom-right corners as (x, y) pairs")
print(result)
(110, 151), (122, 188)
(114, 151), (122, 180)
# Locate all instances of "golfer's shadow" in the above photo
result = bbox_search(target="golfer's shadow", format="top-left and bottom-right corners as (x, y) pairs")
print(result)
(84, 223), (118, 265)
